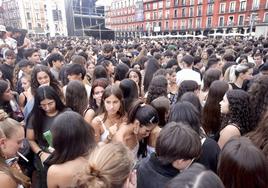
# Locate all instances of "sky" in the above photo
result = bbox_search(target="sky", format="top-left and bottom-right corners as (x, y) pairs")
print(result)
(96, 0), (112, 6)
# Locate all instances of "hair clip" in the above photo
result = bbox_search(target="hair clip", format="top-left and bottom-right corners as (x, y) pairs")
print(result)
(149, 116), (155, 123)
(140, 103), (146, 107)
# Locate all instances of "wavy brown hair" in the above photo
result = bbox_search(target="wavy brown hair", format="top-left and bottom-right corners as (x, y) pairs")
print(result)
(247, 112), (268, 158)
(221, 90), (253, 135)
(248, 75), (268, 129)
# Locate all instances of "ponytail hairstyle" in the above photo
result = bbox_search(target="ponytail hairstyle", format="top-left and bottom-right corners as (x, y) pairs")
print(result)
(0, 118), (31, 188)
(228, 63), (254, 82)
(74, 143), (134, 188)
(127, 100), (159, 157)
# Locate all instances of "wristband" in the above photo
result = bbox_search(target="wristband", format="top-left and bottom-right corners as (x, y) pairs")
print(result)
(37, 150), (43, 157)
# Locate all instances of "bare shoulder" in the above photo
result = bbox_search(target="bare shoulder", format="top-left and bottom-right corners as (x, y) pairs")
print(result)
(0, 172), (17, 188)
(48, 158), (87, 179)
(47, 164), (62, 177)
(221, 124), (241, 135)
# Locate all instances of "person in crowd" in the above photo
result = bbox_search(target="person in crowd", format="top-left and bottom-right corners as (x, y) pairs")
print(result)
(4, 26), (18, 54)
(119, 79), (139, 112)
(65, 80), (92, 124)
(136, 122), (201, 188)
(91, 85), (125, 142)
(64, 63), (91, 98)
(126, 69), (143, 98)
(46, 111), (96, 188)
(113, 99), (159, 158)
(218, 90), (253, 149)
(202, 80), (229, 139)
(150, 96), (170, 128)
(176, 80), (199, 102)
(0, 80), (24, 122)
(26, 86), (67, 187)
(91, 65), (110, 84)
(166, 68), (178, 104)
(30, 65), (62, 98)
(0, 117), (31, 188)
(180, 92), (202, 115)
(253, 52), (264, 75)
(228, 63), (254, 90)
(248, 75), (268, 129)
(97, 43), (117, 65)
(146, 75), (168, 105)
(168, 101), (220, 172)
(23, 65), (63, 122)
(87, 78), (109, 124)
(85, 61), (95, 85)
(218, 137), (268, 188)
(143, 58), (160, 93)
(237, 54), (248, 64)
(73, 143), (135, 188)
(70, 55), (86, 66)
(47, 53), (64, 81)
(199, 68), (222, 105)
(18, 74), (31, 111)
(0, 50), (16, 88)
(13, 59), (34, 93)
(100, 60), (115, 82)
(166, 59), (179, 71)
(247, 111), (268, 158)
(114, 63), (129, 85)
(176, 55), (201, 86)
(166, 163), (224, 188)
(24, 48), (41, 64)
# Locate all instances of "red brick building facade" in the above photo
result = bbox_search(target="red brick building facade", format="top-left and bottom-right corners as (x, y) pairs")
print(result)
(105, 0), (268, 38)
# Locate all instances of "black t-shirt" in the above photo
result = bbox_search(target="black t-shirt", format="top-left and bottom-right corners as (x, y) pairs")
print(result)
(196, 137), (221, 173)
(27, 109), (70, 149)
(136, 153), (180, 188)
(0, 64), (14, 85)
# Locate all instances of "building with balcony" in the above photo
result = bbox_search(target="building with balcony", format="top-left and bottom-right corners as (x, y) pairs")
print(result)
(106, 0), (268, 38)
(0, 0), (67, 37)
(0, 0), (48, 36)
(106, 0), (144, 38)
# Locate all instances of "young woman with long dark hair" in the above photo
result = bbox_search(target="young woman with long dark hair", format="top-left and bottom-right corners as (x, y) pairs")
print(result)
(91, 85), (126, 142)
(218, 89), (253, 149)
(47, 111), (96, 188)
(26, 86), (67, 187)
(113, 99), (159, 158)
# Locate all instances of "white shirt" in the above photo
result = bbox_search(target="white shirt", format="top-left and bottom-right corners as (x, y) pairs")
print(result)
(176, 69), (202, 86)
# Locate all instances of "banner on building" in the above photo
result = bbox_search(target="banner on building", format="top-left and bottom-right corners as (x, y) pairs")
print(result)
(135, 0), (144, 22)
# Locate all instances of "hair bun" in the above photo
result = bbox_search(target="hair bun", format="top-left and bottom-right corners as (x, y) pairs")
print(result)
(90, 165), (101, 178)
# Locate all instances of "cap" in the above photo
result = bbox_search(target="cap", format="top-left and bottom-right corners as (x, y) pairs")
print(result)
(0, 25), (7, 32)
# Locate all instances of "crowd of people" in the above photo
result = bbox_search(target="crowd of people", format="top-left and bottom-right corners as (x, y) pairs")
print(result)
(0, 24), (268, 188)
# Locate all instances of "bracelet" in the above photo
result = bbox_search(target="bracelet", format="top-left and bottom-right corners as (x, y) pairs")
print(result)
(37, 150), (43, 157)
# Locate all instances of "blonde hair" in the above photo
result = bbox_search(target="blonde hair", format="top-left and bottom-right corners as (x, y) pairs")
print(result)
(0, 118), (31, 188)
(74, 143), (134, 188)
(0, 118), (22, 139)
